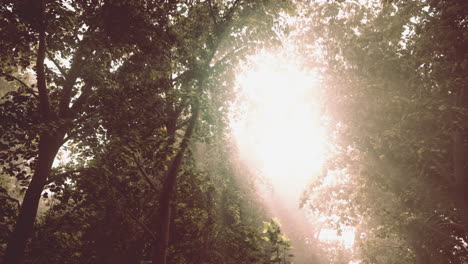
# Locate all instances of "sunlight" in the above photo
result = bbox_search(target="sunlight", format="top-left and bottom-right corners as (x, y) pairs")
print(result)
(231, 51), (325, 201)
(318, 228), (355, 249)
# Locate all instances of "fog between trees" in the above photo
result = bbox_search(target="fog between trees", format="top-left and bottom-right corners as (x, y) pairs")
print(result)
(1, 0), (467, 263)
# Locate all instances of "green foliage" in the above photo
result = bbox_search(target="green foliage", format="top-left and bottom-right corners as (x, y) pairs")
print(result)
(0, 0), (294, 263)
(0, 185), (19, 256)
(5, 0), (465, 263)
(261, 218), (294, 264)
(300, 0), (468, 263)
(0, 87), (38, 188)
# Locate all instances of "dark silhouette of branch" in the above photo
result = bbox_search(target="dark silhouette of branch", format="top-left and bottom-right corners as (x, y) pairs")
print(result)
(131, 151), (158, 192)
(0, 73), (39, 100)
(124, 210), (158, 242)
(70, 83), (93, 115)
(46, 51), (67, 78)
(36, 9), (50, 118)
(58, 25), (97, 118)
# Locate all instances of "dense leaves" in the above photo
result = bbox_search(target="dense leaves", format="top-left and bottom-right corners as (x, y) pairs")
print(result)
(0, 0), (294, 263)
(300, 0), (468, 263)
(2, 0), (466, 263)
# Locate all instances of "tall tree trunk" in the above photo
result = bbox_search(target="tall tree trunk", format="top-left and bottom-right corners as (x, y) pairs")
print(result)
(152, 104), (199, 264)
(150, 5), (235, 261)
(452, 86), (468, 231)
(4, 135), (61, 264)
(404, 223), (432, 264)
(3, 3), (60, 262)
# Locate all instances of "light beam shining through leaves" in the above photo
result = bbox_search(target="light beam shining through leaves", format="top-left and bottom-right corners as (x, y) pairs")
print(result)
(231, 51), (325, 202)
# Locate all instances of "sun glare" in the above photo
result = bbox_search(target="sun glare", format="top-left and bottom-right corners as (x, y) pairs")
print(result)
(318, 228), (356, 249)
(231, 52), (325, 201)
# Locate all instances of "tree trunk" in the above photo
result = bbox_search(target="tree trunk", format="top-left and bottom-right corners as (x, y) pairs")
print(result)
(152, 104), (199, 264)
(452, 86), (468, 231)
(3, 2), (61, 262)
(404, 223), (432, 264)
(4, 135), (61, 264)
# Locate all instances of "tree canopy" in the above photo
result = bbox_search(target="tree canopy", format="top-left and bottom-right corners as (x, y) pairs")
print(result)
(300, 0), (468, 263)
(1, 0), (467, 264)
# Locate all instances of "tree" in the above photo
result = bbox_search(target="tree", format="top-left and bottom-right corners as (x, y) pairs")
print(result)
(1, 0), (293, 263)
(0, 0), (163, 262)
(97, 1), (293, 263)
(261, 218), (294, 264)
(299, 0), (468, 262)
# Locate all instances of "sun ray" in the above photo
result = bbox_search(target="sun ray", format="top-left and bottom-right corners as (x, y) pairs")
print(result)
(231, 51), (325, 201)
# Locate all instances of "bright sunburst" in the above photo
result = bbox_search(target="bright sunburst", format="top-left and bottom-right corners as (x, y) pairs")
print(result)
(231, 51), (325, 201)
(230, 50), (358, 256)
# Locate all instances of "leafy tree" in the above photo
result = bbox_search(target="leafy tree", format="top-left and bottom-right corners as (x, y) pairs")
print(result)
(1, 0), (293, 263)
(0, 0), (178, 262)
(261, 218), (294, 264)
(299, 0), (468, 262)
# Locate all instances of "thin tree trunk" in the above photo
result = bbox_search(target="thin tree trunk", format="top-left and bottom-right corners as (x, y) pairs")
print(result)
(34, 1), (50, 119)
(150, 5), (238, 261)
(152, 104), (200, 264)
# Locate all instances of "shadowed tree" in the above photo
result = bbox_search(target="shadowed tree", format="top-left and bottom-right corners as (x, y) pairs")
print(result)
(299, 0), (468, 262)
(0, 0), (293, 263)
(0, 0), (162, 262)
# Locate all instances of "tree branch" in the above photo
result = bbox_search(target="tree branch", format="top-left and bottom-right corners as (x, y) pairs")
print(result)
(69, 83), (93, 115)
(58, 26), (97, 118)
(131, 152), (158, 192)
(36, 1), (50, 119)
(224, 0), (241, 22)
(46, 51), (68, 78)
(171, 69), (195, 84)
(60, 110), (99, 144)
(57, 51), (85, 118)
(102, 163), (158, 241)
(1, 73), (30, 90)
(124, 210), (158, 242)
(213, 45), (247, 68)
(0, 73), (39, 100)
(175, 117), (191, 130)
(47, 168), (89, 184)
(207, 0), (218, 26)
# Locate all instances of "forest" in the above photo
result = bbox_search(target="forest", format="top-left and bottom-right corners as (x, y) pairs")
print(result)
(0, 0), (467, 263)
